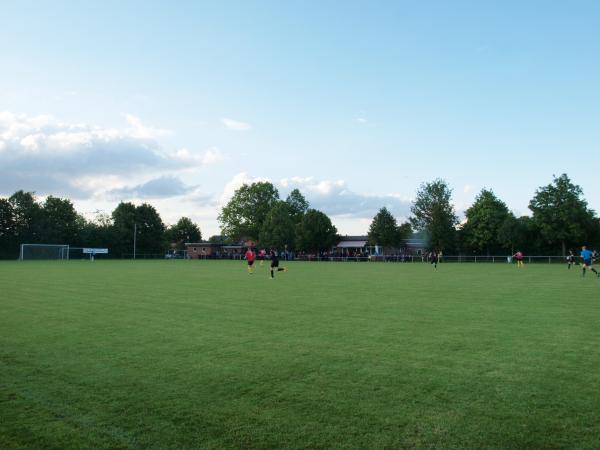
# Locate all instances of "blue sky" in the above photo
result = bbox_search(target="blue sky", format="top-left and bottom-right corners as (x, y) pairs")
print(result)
(1, 1), (599, 236)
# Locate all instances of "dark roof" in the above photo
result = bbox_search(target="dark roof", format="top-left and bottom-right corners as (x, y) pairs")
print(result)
(338, 235), (368, 242)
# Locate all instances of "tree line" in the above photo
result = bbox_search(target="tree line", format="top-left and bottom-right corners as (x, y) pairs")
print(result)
(383, 174), (599, 256)
(0, 191), (201, 259)
(219, 174), (600, 256)
(1, 173), (598, 259)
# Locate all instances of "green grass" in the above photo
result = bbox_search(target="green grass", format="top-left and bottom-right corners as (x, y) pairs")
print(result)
(1, 260), (600, 449)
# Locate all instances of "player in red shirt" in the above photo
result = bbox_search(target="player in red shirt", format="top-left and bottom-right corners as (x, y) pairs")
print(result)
(512, 251), (524, 268)
(245, 248), (256, 274)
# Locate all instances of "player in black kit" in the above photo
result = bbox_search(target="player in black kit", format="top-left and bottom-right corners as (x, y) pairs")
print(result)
(269, 249), (288, 279)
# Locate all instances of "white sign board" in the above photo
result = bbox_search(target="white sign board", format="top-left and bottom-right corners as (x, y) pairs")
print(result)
(83, 248), (109, 254)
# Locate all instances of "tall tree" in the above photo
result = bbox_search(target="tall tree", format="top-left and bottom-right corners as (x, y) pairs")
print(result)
(295, 209), (338, 253)
(40, 196), (83, 245)
(259, 201), (296, 250)
(529, 174), (594, 256)
(134, 203), (166, 255)
(218, 182), (279, 241)
(368, 207), (401, 247)
(0, 198), (16, 259)
(462, 189), (511, 254)
(398, 222), (413, 244)
(589, 218), (600, 249)
(80, 211), (114, 250)
(286, 189), (309, 222)
(166, 217), (201, 249)
(497, 214), (518, 254)
(9, 190), (42, 245)
(208, 234), (230, 244)
(410, 179), (458, 251)
(111, 202), (137, 257)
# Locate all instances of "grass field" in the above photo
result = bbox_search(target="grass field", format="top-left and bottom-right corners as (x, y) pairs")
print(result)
(1, 260), (600, 449)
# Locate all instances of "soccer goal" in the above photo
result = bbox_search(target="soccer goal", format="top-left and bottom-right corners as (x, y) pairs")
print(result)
(20, 244), (70, 260)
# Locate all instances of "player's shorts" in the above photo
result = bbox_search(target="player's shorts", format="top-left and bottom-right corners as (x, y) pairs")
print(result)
(247, 260), (254, 266)
(271, 260), (279, 268)
(583, 259), (592, 267)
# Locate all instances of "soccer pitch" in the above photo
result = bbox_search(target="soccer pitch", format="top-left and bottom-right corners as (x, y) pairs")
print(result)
(2, 260), (600, 449)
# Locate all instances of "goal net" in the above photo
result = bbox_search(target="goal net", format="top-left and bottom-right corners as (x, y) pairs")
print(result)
(20, 244), (70, 260)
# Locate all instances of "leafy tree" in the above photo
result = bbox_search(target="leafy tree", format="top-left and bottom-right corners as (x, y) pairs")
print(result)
(295, 209), (338, 253)
(208, 235), (230, 244)
(40, 196), (83, 245)
(529, 174), (595, 256)
(410, 179), (458, 251)
(218, 182), (279, 240)
(134, 203), (166, 255)
(80, 212), (114, 250)
(111, 202), (137, 257)
(259, 201), (296, 250)
(368, 207), (401, 247)
(497, 214), (528, 254)
(166, 217), (201, 249)
(462, 189), (511, 254)
(286, 189), (309, 222)
(398, 222), (413, 243)
(9, 190), (43, 245)
(0, 198), (16, 259)
(588, 218), (600, 249)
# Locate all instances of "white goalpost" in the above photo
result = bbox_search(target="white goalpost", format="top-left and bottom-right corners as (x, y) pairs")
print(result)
(19, 244), (70, 260)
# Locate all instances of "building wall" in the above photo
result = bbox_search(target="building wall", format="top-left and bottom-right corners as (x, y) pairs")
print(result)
(185, 245), (216, 259)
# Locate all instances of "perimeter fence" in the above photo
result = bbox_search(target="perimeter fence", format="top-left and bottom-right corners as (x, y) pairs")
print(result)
(292, 255), (569, 264)
(106, 253), (574, 264)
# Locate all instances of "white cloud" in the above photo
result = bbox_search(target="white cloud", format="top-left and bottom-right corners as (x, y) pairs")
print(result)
(278, 176), (412, 220)
(221, 117), (252, 131)
(171, 146), (226, 167)
(355, 117), (367, 124)
(219, 172), (270, 205)
(108, 175), (197, 199)
(124, 113), (171, 139)
(219, 173), (412, 222)
(0, 111), (223, 199)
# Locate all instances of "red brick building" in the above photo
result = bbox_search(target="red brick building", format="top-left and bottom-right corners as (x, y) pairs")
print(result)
(185, 242), (248, 259)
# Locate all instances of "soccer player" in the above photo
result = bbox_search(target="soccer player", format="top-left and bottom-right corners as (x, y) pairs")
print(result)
(259, 249), (267, 266)
(566, 250), (575, 270)
(580, 246), (599, 278)
(269, 249), (287, 279)
(245, 248), (256, 274)
(430, 251), (439, 269)
(512, 251), (524, 268)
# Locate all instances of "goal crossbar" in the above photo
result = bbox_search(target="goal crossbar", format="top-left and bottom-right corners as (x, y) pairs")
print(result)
(19, 244), (70, 261)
